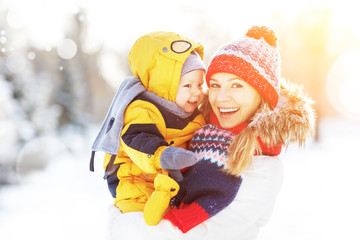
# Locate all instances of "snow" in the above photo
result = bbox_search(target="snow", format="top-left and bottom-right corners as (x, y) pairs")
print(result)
(259, 118), (360, 240)
(1, 117), (360, 240)
(0, 131), (111, 240)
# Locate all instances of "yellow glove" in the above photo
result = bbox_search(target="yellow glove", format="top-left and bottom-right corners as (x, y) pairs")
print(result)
(143, 174), (179, 226)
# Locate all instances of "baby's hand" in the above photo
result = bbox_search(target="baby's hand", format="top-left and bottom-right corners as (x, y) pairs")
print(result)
(160, 146), (197, 170)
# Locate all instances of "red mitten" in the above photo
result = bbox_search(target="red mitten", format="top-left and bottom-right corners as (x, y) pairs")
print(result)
(163, 202), (209, 233)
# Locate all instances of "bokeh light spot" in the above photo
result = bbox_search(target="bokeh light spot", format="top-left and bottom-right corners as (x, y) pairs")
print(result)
(27, 51), (36, 60)
(0, 36), (7, 44)
(6, 9), (24, 28)
(57, 39), (77, 60)
(327, 50), (360, 120)
(339, 75), (360, 115)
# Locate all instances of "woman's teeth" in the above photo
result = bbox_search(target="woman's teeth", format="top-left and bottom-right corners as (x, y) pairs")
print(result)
(219, 108), (239, 113)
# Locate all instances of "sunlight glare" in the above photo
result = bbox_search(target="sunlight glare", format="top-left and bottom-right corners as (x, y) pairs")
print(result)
(339, 75), (360, 115)
(5, 0), (78, 48)
(327, 51), (360, 120)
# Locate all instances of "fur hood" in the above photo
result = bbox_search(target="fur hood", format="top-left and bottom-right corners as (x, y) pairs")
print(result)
(249, 80), (316, 147)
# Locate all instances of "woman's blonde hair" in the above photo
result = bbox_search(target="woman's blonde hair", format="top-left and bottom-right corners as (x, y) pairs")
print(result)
(199, 94), (272, 177)
(226, 100), (271, 176)
(199, 90), (212, 122)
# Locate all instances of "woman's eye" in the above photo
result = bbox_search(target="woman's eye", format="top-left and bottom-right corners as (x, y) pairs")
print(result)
(232, 83), (243, 88)
(210, 83), (220, 88)
(183, 84), (191, 88)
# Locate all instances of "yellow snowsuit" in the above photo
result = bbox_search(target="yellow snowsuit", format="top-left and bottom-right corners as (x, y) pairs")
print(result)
(104, 32), (206, 213)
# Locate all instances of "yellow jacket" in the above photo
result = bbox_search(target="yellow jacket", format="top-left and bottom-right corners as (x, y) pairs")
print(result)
(103, 31), (205, 209)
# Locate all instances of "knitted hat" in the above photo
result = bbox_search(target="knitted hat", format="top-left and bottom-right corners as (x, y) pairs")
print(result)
(181, 51), (206, 76)
(206, 26), (281, 109)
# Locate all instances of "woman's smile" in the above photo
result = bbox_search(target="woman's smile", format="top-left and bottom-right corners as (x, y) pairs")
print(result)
(218, 107), (240, 118)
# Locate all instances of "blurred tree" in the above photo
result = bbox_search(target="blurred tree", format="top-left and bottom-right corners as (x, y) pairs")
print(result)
(0, 8), (115, 184)
(56, 10), (115, 126)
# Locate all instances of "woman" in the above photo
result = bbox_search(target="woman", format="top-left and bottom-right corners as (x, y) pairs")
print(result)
(108, 26), (315, 240)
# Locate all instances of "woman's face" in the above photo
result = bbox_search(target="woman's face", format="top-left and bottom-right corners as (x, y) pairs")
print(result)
(209, 72), (262, 129)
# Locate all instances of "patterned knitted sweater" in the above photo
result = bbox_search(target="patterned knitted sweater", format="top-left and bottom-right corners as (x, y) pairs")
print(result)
(163, 124), (242, 233)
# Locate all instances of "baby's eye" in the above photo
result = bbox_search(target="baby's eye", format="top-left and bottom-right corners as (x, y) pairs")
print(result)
(183, 84), (191, 88)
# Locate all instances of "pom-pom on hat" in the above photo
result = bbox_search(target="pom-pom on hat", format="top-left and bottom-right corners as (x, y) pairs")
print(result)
(206, 26), (281, 109)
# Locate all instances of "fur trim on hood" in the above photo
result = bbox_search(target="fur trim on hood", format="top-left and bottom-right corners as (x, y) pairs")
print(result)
(249, 79), (316, 147)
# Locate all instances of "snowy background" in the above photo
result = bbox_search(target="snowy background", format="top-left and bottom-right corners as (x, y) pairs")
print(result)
(1, 0), (360, 239)
(1, 117), (360, 240)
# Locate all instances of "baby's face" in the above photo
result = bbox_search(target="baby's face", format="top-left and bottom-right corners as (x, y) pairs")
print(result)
(175, 70), (205, 113)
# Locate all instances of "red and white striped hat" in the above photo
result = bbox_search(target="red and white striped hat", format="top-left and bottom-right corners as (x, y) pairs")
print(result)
(206, 26), (281, 109)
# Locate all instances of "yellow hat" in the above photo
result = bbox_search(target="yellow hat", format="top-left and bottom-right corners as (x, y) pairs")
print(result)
(129, 31), (204, 102)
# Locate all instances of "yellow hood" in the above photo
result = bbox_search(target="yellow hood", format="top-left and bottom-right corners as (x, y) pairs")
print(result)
(128, 31), (204, 102)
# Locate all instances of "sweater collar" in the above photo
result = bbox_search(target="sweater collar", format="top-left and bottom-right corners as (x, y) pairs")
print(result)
(209, 111), (283, 156)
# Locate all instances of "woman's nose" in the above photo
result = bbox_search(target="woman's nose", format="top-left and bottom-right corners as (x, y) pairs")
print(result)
(216, 88), (230, 101)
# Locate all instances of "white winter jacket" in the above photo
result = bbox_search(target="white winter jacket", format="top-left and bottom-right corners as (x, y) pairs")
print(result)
(107, 81), (315, 240)
(108, 155), (283, 240)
